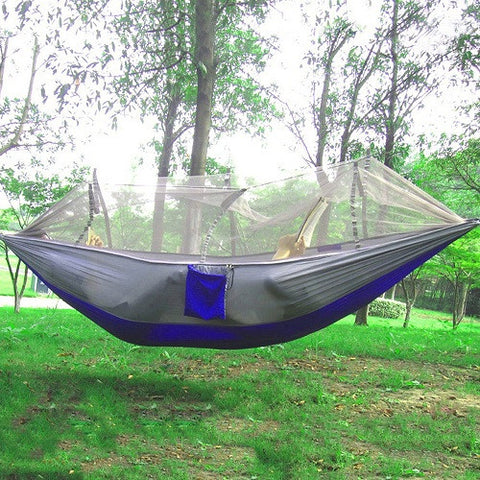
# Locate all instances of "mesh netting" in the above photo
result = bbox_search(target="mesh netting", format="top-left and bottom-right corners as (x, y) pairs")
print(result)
(21, 158), (462, 263)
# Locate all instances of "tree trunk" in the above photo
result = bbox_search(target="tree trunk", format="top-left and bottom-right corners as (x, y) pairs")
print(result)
(14, 264), (28, 313)
(339, 81), (359, 163)
(315, 64), (332, 168)
(339, 41), (381, 163)
(403, 303), (412, 328)
(315, 23), (352, 167)
(384, 0), (399, 169)
(189, 0), (215, 176)
(0, 36), (39, 156)
(401, 272), (421, 328)
(182, 0), (215, 254)
(151, 94), (181, 252)
(0, 37), (9, 97)
(357, 2), (399, 325)
(14, 295), (21, 314)
(390, 283), (397, 300)
(452, 280), (469, 328)
(401, 278), (410, 327)
(6, 251), (29, 314)
(354, 304), (369, 326)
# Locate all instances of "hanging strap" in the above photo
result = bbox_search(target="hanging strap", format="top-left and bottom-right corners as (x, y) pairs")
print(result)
(75, 169), (112, 247)
(361, 157), (371, 239)
(93, 170), (113, 248)
(200, 188), (246, 264)
(350, 162), (361, 249)
(75, 183), (98, 245)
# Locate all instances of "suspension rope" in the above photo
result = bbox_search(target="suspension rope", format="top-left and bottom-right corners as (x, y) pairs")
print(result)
(350, 161), (361, 249)
(75, 183), (96, 245)
(200, 188), (246, 264)
(361, 156), (371, 239)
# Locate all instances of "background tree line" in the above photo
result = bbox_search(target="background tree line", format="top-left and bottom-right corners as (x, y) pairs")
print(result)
(0, 0), (478, 322)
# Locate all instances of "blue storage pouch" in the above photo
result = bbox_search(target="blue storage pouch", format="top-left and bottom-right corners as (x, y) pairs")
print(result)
(184, 264), (231, 320)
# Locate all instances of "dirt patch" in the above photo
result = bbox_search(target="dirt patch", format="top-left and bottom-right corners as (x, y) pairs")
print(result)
(130, 400), (214, 422)
(107, 436), (256, 479)
(318, 382), (480, 420)
(215, 415), (280, 435)
(166, 443), (256, 480)
(161, 357), (226, 381)
(339, 436), (479, 480)
(315, 354), (478, 478)
(81, 453), (131, 473)
(224, 359), (277, 378)
(392, 388), (480, 416)
(162, 354), (277, 381)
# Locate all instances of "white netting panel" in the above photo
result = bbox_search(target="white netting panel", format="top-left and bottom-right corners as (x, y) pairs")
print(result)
(21, 158), (463, 262)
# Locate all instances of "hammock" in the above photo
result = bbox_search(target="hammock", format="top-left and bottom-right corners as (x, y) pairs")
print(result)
(1, 158), (477, 349)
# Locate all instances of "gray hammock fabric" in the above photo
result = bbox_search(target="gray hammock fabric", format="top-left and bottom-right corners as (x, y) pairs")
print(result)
(1, 158), (477, 348)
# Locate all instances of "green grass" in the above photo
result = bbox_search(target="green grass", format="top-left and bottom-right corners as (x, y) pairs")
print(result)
(0, 307), (479, 479)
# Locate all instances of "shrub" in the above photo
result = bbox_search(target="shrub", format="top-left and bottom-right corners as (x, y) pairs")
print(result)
(370, 298), (406, 319)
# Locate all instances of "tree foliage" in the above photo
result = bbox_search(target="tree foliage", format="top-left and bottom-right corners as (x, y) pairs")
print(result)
(0, 160), (88, 312)
(281, 0), (445, 171)
(0, 1), (89, 312)
(0, 35), (67, 157)
(406, 143), (480, 326)
(406, 139), (480, 218)
(46, 0), (276, 178)
(450, 1), (480, 84)
(430, 230), (480, 327)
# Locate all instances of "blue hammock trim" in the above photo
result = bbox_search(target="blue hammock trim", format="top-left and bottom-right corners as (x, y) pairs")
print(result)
(30, 241), (447, 349)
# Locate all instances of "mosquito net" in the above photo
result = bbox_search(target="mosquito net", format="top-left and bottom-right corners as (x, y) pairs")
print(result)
(20, 157), (463, 263)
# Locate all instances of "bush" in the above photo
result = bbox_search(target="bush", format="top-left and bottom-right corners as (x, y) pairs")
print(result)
(370, 298), (406, 319)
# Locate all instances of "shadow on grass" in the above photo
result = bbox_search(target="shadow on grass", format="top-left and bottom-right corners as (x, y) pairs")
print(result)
(0, 471), (84, 480)
(0, 366), (219, 473)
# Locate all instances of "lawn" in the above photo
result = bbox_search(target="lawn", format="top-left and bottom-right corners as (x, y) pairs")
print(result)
(0, 306), (478, 479)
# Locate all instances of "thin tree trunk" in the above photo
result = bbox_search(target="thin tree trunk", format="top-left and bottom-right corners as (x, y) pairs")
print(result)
(315, 25), (352, 167)
(403, 304), (412, 328)
(14, 265), (28, 314)
(401, 278), (416, 328)
(384, 0), (399, 169)
(339, 80), (359, 163)
(315, 65), (332, 168)
(5, 248), (28, 313)
(355, 0), (400, 327)
(339, 42), (382, 163)
(182, 0), (215, 254)
(189, 0), (215, 176)
(0, 37), (8, 97)
(0, 36), (39, 156)
(151, 94), (181, 252)
(390, 283), (397, 300)
(354, 304), (369, 326)
(453, 280), (469, 328)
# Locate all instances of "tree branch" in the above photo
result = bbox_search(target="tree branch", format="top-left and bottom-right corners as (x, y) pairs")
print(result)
(0, 36), (8, 98)
(268, 89), (315, 166)
(0, 36), (39, 157)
